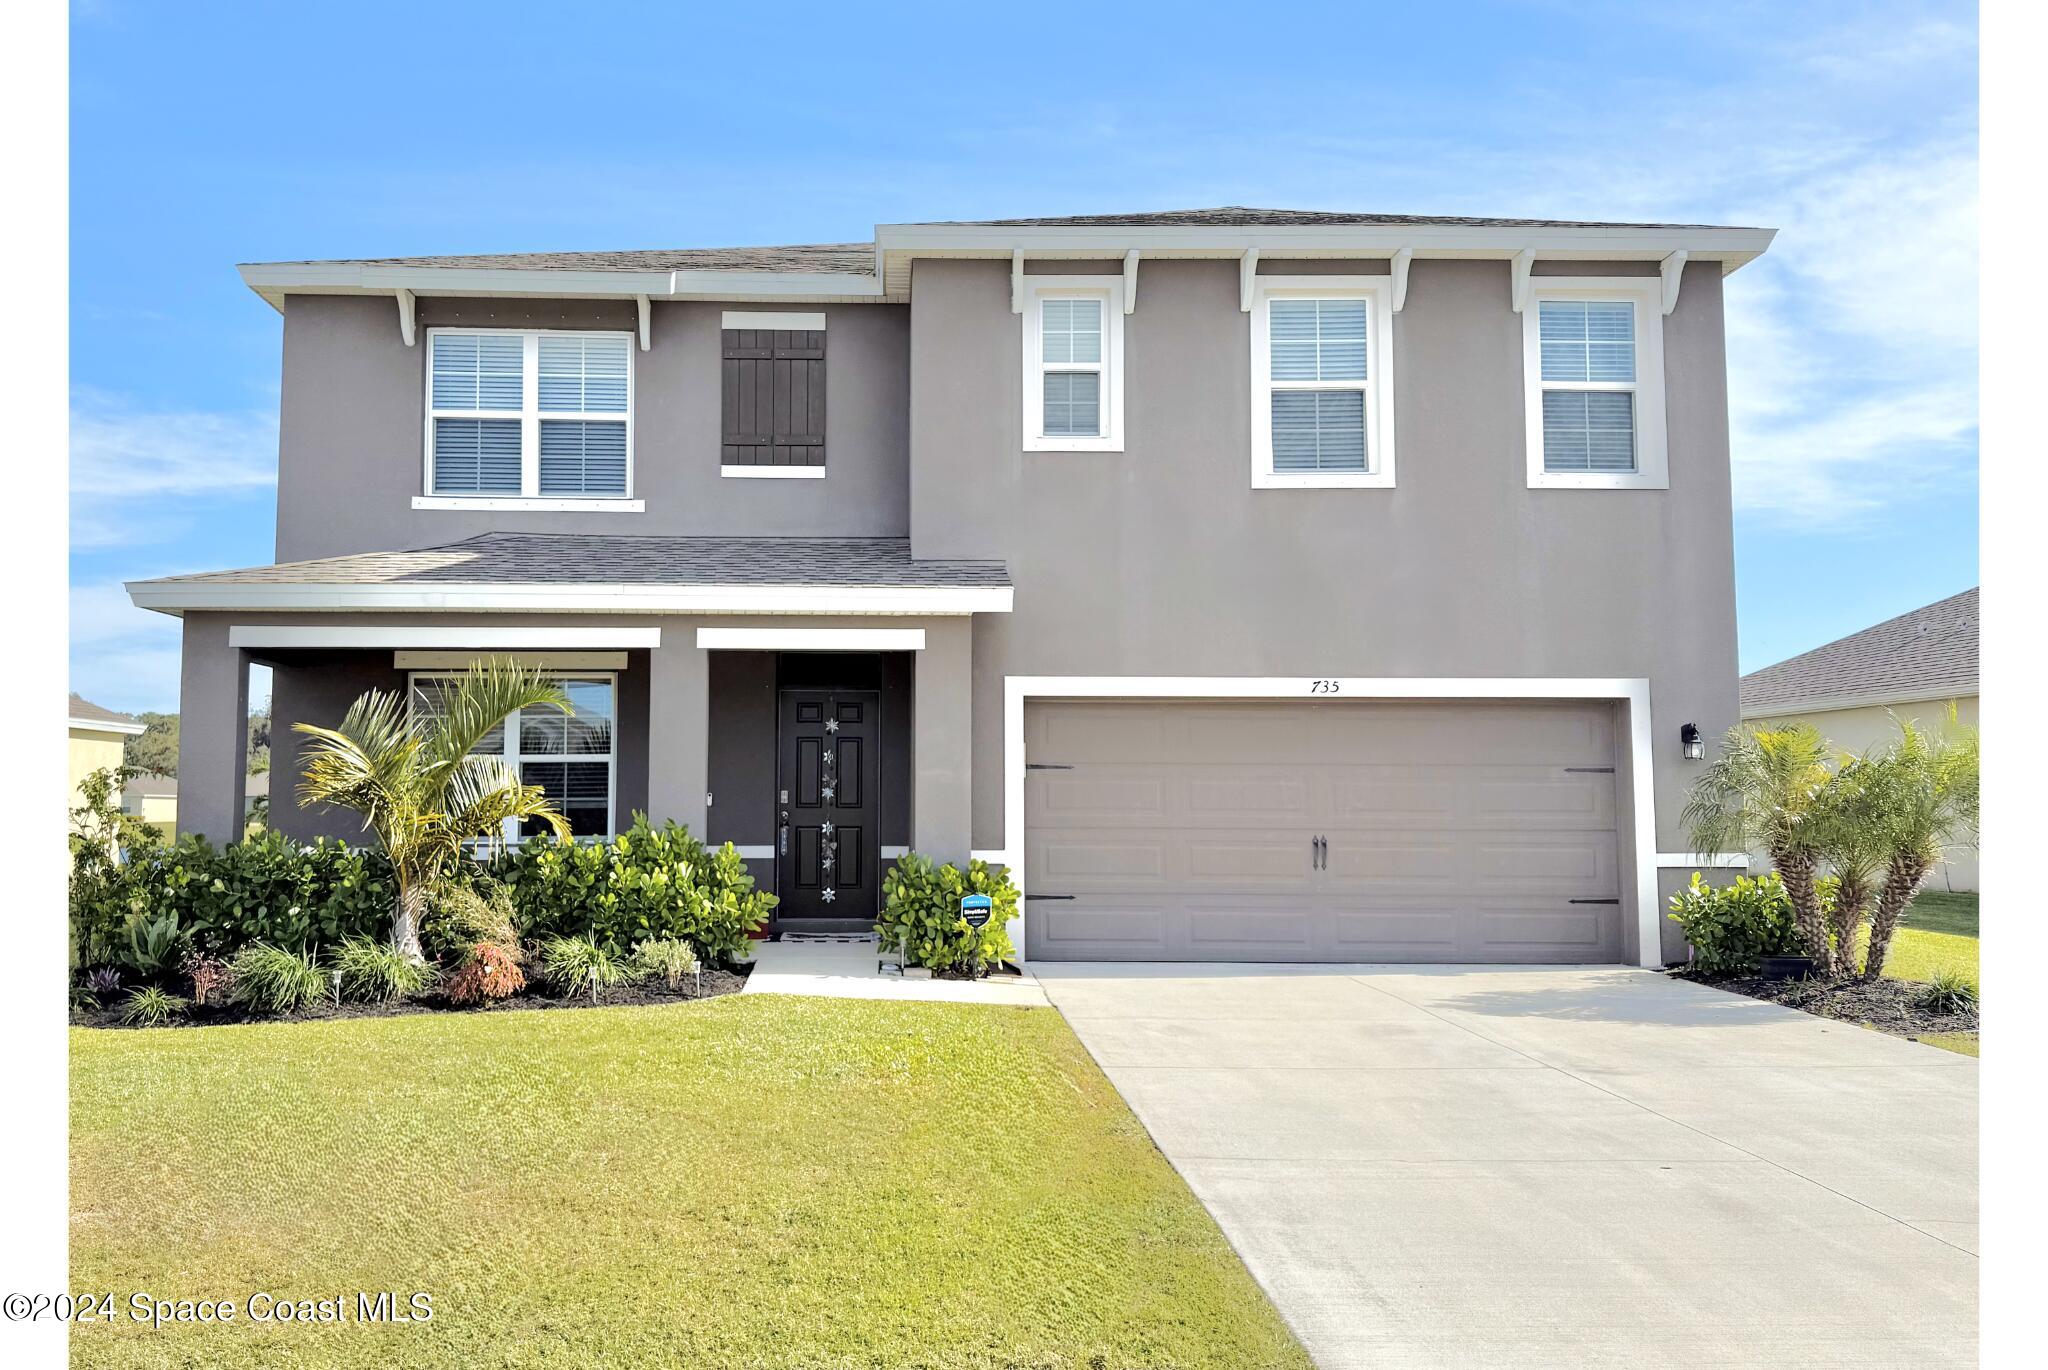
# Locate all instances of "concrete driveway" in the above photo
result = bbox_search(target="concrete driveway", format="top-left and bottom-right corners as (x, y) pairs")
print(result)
(1035, 964), (1977, 1370)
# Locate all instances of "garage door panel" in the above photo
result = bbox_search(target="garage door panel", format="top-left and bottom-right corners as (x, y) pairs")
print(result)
(1025, 701), (1624, 964)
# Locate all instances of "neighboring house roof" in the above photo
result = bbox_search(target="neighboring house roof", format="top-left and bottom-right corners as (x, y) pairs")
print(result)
(1740, 588), (1979, 716)
(126, 533), (1013, 616)
(69, 693), (145, 735)
(123, 773), (177, 803)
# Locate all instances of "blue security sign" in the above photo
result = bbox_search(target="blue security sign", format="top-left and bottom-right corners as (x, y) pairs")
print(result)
(959, 893), (994, 929)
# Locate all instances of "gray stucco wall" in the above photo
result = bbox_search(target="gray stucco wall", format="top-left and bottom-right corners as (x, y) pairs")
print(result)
(908, 257), (1741, 899)
(274, 295), (910, 562)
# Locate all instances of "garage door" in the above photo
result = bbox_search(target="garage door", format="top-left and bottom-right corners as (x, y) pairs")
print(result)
(1023, 700), (1623, 962)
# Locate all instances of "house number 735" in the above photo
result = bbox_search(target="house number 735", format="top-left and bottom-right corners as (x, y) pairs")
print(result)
(1309, 679), (1341, 694)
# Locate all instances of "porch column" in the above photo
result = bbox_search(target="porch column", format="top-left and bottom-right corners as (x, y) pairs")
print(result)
(176, 614), (249, 844)
(913, 616), (973, 863)
(646, 627), (709, 834)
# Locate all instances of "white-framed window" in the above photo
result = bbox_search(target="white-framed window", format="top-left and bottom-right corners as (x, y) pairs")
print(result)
(420, 329), (643, 511)
(408, 672), (617, 842)
(1022, 277), (1125, 452)
(1522, 278), (1668, 489)
(1249, 276), (1397, 489)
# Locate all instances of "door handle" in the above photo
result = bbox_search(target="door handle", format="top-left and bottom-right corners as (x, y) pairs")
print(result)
(1311, 835), (1320, 871)
(1319, 835), (1328, 870)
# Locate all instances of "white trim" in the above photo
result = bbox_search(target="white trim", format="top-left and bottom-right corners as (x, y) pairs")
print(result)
(1389, 247), (1413, 311)
(1248, 276), (1397, 489)
(721, 310), (827, 330)
(1510, 249), (1536, 312)
(1003, 676), (1663, 969)
(1009, 249), (1024, 314)
(1522, 278), (1669, 491)
(1238, 248), (1259, 311)
(239, 261), (889, 312)
(228, 626), (662, 649)
(69, 715), (146, 736)
(424, 327), (637, 502)
(1656, 852), (1751, 869)
(695, 627), (926, 651)
(882, 845), (910, 860)
(1121, 249), (1140, 312)
(394, 288), (416, 346)
(1021, 277), (1126, 453)
(970, 848), (1011, 867)
(719, 466), (826, 480)
(636, 295), (652, 350)
(138, 582), (1014, 616)
(1659, 251), (1688, 315)
(412, 496), (644, 512)
(732, 844), (774, 860)
(410, 669), (619, 843)
(1741, 686), (1977, 719)
(393, 650), (628, 670)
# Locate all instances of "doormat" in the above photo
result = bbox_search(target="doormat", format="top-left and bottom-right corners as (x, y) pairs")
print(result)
(781, 932), (881, 945)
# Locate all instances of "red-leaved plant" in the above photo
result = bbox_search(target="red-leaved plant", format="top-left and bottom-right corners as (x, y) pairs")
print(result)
(445, 943), (524, 1006)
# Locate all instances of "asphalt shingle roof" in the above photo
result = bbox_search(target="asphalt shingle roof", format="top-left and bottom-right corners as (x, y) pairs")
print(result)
(69, 693), (138, 728)
(134, 533), (1010, 590)
(1740, 588), (1979, 715)
(929, 206), (1754, 230)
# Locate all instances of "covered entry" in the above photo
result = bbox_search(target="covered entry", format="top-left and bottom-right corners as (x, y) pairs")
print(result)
(1022, 698), (1627, 963)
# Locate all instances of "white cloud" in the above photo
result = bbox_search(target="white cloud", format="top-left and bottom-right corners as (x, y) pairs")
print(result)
(70, 387), (276, 546)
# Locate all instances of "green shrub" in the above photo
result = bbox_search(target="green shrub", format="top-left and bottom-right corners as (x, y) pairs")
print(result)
(877, 854), (1018, 973)
(496, 816), (773, 966)
(536, 935), (642, 1002)
(1667, 871), (1811, 975)
(1918, 966), (1979, 1013)
(229, 943), (329, 1015)
(332, 937), (438, 1003)
(445, 943), (525, 1006)
(118, 912), (188, 982)
(117, 832), (395, 958)
(418, 880), (519, 965)
(632, 938), (701, 991)
(119, 985), (188, 1029)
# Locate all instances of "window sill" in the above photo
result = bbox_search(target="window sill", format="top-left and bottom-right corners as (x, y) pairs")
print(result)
(1252, 471), (1395, 490)
(413, 496), (645, 512)
(720, 466), (826, 479)
(1024, 438), (1124, 454)
(1527, 472), (1669, 491)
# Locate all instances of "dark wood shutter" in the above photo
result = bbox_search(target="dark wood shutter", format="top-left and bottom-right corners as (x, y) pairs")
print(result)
(721, 328), (826, 468)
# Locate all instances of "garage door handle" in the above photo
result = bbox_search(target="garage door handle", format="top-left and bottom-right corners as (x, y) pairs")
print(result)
(1569, 898), (1620, 905)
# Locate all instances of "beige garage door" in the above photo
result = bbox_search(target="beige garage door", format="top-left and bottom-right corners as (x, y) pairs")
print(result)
(1024, 700), (1624, 963)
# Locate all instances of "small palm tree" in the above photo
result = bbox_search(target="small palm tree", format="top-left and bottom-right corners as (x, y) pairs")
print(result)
(1809, 753), (1889, 975)
(1682, 724), (1836, 971)
(1858, 715), (1979, 982)
(294, 658), (573, 961)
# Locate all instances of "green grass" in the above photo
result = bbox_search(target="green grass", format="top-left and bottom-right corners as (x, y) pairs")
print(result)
(1884, 891), (1979, 986)
(72, 996), (1311, 1370)
(1916, 1032), (1980, 1057)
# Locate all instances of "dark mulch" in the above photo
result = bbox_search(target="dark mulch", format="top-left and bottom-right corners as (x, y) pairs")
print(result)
(71, 965), (751, 1031)
(1674, 967), (1979, 1038)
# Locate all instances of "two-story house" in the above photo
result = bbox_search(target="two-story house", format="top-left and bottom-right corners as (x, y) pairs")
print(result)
(127, 207), (1775, 966)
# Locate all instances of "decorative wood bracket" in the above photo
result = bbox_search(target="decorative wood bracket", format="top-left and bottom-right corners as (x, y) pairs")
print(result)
(1509, 250), (1536, 313)
(636, 294), (652, 350)
(1010, 249), (1024, 314)
(1239, 248), (1260, 312)
(1390, 247), (1414, 312)
(1660, 251), (1688, 315)
(1123, 249), (1140, 313)
(394, 288), (416, 346)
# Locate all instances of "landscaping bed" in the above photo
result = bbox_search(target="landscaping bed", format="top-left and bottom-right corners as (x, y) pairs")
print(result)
(1674, 967), (1979, 1040)
(69, 964), (751, 1029)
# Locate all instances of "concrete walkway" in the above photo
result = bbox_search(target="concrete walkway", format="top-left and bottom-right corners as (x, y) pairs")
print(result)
(1036, 963), (1977, 1370)
(741, 939), (1048, 1006)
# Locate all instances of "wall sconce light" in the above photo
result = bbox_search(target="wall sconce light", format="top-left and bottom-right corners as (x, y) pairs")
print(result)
(1681, 723), (1704, 760)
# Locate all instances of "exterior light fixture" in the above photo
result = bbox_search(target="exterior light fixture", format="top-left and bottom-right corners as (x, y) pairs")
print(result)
(1681, 723), (1704, 760)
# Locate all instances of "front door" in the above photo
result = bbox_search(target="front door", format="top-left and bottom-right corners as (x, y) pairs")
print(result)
(776, 689), (881, 919)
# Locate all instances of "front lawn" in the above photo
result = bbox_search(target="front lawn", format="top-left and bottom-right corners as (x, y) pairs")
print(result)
(1886, 890), (1979, 984)
(71, 997), (1310, 1369)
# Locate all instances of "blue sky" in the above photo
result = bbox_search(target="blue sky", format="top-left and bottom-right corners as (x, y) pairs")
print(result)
(68, 0), (1978, 714)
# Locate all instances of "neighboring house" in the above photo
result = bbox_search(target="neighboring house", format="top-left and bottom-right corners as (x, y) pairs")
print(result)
(1741, 587), (1979, 891)
(126, 206), (1777, 967)
(122, 772), (179, 836)
(68, 693), (144, 806)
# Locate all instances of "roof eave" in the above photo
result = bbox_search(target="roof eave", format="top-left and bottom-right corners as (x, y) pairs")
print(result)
(124, 579), (1013, 617)
(68, 715), (147, 736)
(237, 262), (892, 312)
(1739, 684), (1979, 719)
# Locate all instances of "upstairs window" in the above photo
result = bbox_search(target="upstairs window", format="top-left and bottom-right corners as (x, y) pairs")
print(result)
(1522, 281), (1667, 489)
(1249, 277), (1396, 488)
(424, 330), (636, 506)
(1023, 279), (1124, 452)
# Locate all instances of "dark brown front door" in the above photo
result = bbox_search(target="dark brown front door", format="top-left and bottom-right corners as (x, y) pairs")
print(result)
(776, 689), (881, 919)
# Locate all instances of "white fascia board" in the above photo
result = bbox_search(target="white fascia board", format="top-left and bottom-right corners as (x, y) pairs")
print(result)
(69, 716), (147, 736)
(696, 627), (927, 651)
(394, 650), (629, 670)
(229, 626), (663, 649)
(875, 222), (1778, 271)
(1740, 686), (1977, 719)
(133, 581), (1014, 617)
(238, 263), (888, 312)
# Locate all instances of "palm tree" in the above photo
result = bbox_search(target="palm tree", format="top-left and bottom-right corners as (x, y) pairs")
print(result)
(1858, 715), (1979, 982)
(1809, 753), (1888, 975)
(1682, 724), (1836, 972)
(294, 658), (573, 961)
